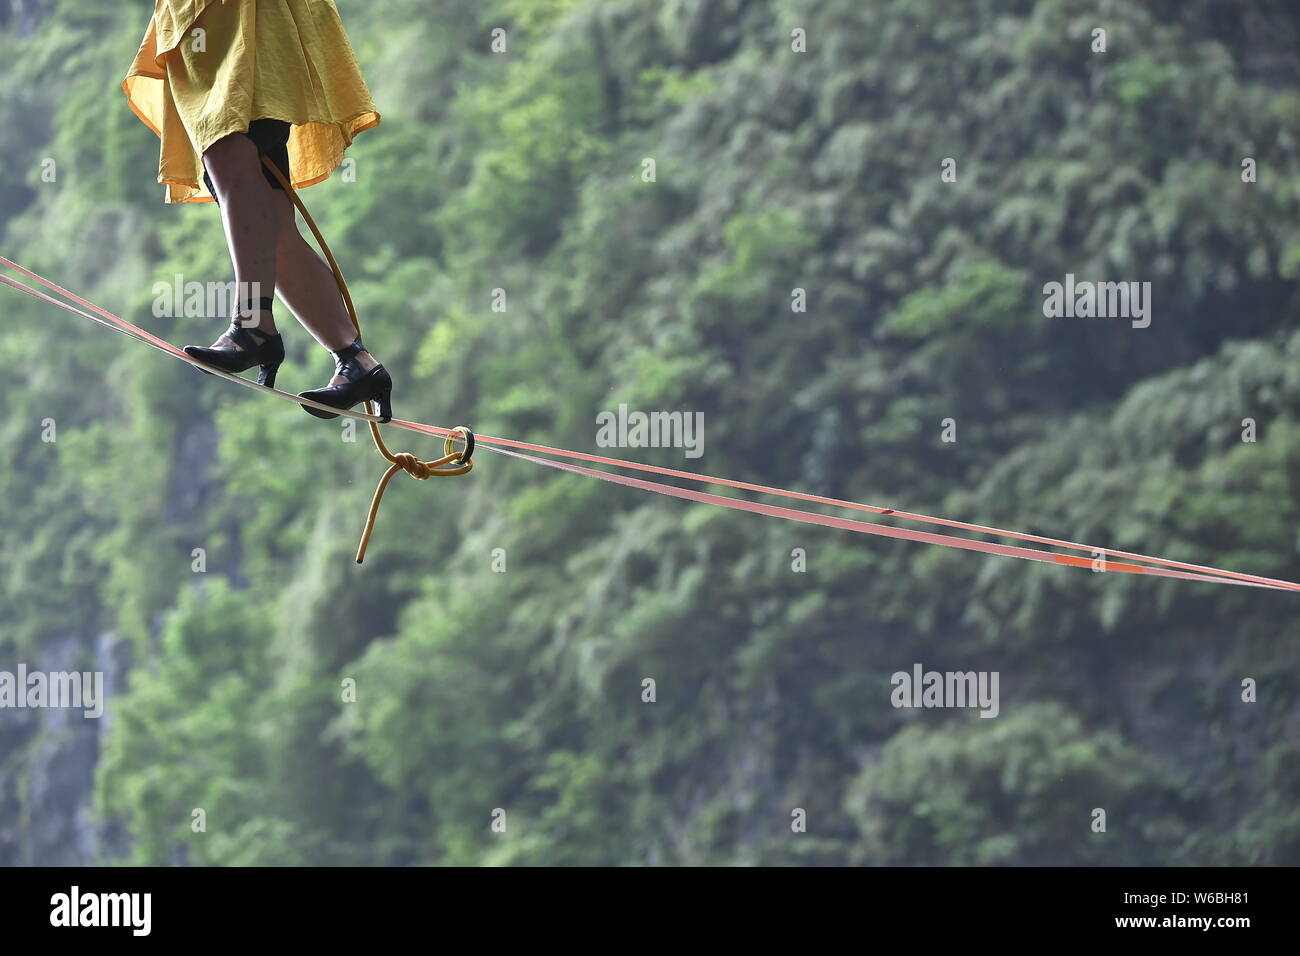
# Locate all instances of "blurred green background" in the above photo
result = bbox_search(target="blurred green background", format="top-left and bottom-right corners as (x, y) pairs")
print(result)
(2, 0), (1299, 865)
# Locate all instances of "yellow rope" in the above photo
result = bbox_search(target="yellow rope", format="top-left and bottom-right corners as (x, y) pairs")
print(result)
(259, 156), (473, 563)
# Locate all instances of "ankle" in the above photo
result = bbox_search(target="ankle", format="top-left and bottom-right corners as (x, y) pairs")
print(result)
(234, 309), (276, 334)
(233, 293), (277, 333)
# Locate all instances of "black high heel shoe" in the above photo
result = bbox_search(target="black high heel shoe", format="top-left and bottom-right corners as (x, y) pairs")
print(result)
(182, 296), (285, 388)
(297, 336), (394, 423)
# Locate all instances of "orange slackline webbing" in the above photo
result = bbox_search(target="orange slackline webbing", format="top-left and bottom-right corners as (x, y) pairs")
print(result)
(409, 426), (1300, 591)
(4, 237), (1299, 588)
(485, 445), (1296, 589)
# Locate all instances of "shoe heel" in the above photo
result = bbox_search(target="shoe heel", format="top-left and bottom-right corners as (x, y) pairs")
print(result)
(374, 380), (393, 423)
(258, 361), (280, 389)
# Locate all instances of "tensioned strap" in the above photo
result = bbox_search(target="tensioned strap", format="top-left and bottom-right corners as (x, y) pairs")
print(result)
(486, 445), (1294, 589)
(3, 250), (1299, 589)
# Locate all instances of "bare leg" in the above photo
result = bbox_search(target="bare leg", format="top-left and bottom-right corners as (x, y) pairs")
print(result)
(269, 191), (379, 385)
(202, 133), (279, 345)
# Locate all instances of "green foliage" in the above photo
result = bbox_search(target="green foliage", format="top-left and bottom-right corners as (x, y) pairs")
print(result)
(95, 579), (286, 865)
(846, 704), (1190, 865)
(881, 259), (1028, 339)
(2, 0), (1299, 866)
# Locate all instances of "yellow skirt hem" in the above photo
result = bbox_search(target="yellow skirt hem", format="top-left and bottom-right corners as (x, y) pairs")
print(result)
(144, 108), (380, 203)
(125, 0), (379, 204)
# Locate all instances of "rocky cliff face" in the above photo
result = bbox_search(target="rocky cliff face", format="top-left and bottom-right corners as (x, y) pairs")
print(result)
(0, 0), (111, 874)
(0, 632), (131, 865)
(1, 0), (41, 36)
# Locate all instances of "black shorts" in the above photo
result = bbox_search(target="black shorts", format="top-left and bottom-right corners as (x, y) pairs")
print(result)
(202, 118), (291, 201)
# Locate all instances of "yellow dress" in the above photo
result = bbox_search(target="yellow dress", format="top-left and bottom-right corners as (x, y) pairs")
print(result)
(124, 0), (380, 203)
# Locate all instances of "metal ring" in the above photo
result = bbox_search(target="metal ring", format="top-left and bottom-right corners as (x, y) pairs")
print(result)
(444, 425), (475, 464)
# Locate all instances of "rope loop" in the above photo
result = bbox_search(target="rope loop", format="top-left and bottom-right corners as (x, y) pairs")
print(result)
(354, 422), (475, 562)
